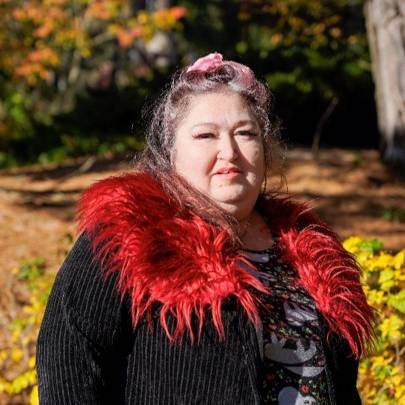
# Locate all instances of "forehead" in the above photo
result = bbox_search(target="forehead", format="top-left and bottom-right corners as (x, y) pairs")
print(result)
(180, 90), (257, 127)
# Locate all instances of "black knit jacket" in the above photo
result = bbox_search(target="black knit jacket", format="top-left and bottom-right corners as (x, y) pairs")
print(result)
(37, 234), (362, 405)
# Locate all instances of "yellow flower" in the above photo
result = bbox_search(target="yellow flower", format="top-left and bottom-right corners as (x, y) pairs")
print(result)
(367, 289), (386, 306)
(343, 236), (363, 253)
(30, 385), (39, 405)
(393, 250), (405, 270)
(11, 348), (23, 363)
(374, 253), (395, 269)
(28, 356), (35, 368)
(379, 315), (404, 341)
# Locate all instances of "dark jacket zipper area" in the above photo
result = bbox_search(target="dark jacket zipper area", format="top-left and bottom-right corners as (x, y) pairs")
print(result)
(317, 310), (337, 405)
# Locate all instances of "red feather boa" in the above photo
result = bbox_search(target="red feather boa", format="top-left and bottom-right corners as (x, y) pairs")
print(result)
(78, 172), (374, 358)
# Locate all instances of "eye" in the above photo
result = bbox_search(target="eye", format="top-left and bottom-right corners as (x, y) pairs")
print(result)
(236, 130), (257, 137)
(193, 132), (216, 139)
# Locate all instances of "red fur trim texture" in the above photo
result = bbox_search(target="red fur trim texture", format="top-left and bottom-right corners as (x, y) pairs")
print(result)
(278, 226), (374, 358)
(259, 196), (375, 357)
(78, 173), (267, 342)
(78, 172), (374, 356)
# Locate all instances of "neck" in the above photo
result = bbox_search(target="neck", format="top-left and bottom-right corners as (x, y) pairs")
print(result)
(239, 210), (273, 250)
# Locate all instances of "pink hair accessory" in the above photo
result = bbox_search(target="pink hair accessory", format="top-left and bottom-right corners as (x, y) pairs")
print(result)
(186, 52), (255, 88)
(186, 52), (223, 73)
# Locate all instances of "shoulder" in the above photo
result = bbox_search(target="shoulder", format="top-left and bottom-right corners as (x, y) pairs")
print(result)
(77, 171), (177, 238)
(259, 194), (375, 359)
(45, 233), (132, 349)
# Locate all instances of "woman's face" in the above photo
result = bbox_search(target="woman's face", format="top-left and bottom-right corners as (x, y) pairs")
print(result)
(172, 90), (265, 220)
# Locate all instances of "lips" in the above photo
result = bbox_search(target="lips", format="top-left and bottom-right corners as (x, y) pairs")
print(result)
(215, 167), (242, 175)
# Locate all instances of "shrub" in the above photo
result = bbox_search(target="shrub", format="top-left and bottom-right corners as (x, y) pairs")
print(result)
(344, 237), (405, 404)
(0, 258), (52, 405)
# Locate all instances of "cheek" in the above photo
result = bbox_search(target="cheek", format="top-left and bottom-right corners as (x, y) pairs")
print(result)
(247, 144), (265, 177)
(172, 144), (213, 190)
(172, 136), (191, 171)
(174, 147), (204, 172)
(174, 138), (214, 172)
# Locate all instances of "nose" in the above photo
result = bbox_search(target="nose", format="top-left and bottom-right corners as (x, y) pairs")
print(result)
(217, 133), (238, 161)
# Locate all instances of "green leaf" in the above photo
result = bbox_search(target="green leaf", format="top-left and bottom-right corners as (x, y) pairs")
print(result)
(236, 41), (248, 54)
(17, 258), (45, 282)
(358, 239), (384, 253)
(387, 290), (405, 313)
(379, 268), (395, 291)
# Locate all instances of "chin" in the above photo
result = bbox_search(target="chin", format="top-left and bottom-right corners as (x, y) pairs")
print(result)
(214, 195), (258, 220)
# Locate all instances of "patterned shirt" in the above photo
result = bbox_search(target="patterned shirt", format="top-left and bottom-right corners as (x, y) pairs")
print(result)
(240, 244), (330, 405)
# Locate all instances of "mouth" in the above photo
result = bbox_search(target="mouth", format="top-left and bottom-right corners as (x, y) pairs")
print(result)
(215, 167), (242, 175)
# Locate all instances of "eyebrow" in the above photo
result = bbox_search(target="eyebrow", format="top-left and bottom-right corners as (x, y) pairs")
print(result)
(191, 120), (258, 130)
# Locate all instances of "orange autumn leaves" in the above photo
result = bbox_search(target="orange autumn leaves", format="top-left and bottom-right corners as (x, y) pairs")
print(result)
(1, 0), (187, 85)
(237, 0), (357, 51)
(110, 7), (187, 48)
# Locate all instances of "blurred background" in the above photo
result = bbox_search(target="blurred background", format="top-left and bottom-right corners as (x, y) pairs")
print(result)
(0, 0), (398, 165)
(0, 0), (404, 404)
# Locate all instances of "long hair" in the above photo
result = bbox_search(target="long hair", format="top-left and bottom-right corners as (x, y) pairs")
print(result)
(135, 57), (286, 245)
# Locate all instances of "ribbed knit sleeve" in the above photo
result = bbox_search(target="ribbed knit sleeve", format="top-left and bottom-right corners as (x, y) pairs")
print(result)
(36, 233), (133, 405)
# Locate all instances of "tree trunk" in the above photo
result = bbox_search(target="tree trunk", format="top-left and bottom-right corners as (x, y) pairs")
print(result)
(364, 0), (405, 170)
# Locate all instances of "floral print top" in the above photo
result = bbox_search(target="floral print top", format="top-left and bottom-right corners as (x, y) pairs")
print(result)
(240, 243), (330, 405)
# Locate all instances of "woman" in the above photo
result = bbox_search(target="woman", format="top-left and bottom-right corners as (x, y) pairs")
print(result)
(37, 53), (374, 405)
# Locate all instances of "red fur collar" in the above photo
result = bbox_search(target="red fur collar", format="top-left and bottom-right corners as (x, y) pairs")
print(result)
(78, 172), (374, 357)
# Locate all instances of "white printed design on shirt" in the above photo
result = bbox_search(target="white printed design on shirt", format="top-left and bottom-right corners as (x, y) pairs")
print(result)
(278, 386), (317, 405)
(262, 302), (325, 378)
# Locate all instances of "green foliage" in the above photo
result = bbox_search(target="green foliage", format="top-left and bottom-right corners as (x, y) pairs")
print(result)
(17, 258), (45, 283)
(177, 0), (375, 148)
(382, 207), (405, 223)
(0, 258), (54, 404)
(387, 290), (405, 314)
(1, 92), (33, 138)
(1, 1), (377, 165)
(351, 152), (364, 167)
(344, 237), (405, 404)
(0, 1), (186, 167)
(358, 238), (385, 254)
